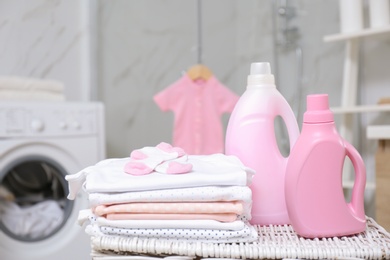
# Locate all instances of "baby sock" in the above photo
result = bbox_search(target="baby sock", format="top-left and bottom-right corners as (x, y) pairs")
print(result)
(155, 155), (193, 174)
(124, 157), (164, 176)
(124, 142), (186, 175)
(130, 142), (185, 160)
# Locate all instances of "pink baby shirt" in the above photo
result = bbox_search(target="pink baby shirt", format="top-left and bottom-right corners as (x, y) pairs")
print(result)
(154, 74), (239, 155)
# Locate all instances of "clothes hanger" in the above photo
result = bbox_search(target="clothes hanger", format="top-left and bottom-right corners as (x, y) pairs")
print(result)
(187, 64), (212, 81)
(186, 0), (213, 81)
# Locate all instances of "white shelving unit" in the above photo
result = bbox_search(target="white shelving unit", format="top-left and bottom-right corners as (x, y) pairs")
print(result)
(324, 26), (390, 42)
(331, 104), (390, 114)
(323, 26), (390, 191)
(367, 125), (390, 139)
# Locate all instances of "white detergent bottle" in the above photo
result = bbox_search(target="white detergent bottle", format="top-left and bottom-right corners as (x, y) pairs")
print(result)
(225, 62), (300, 225)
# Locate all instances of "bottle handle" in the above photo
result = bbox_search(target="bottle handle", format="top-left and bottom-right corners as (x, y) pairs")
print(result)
(279, 108), (300, 153)
(345, 141), (366, 219)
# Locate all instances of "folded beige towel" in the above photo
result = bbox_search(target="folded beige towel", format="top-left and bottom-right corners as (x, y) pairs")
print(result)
(0, 76), (64, 93)
(0, 76), (65, 101)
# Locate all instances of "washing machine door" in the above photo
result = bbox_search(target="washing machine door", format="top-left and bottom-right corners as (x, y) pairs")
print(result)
(0, 140), (90, 260)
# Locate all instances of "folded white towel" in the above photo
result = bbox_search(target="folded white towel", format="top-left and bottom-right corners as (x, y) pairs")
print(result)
(0, 76), (64, 93)
(88, 222), (258, 243)
(97, 217), (246, 231)
(85, 212), (258, 243)
(78, 209), (246, 231)
(66, 154), (255, 197)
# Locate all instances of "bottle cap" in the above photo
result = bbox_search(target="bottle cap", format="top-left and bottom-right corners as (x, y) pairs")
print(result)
(304, 94), (334, 123)
(247, 62), (275, 86)
(250, 62), (271, 75)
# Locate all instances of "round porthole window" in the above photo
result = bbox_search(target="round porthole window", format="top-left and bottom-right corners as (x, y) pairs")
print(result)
(0, 156), (74, 242)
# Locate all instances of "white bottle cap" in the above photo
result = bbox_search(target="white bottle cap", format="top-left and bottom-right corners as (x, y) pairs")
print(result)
(250, 62), (271, 75)
(247, 62), (275, 86)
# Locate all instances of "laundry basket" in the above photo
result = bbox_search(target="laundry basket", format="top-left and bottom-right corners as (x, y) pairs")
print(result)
(90, 217), (390, 259)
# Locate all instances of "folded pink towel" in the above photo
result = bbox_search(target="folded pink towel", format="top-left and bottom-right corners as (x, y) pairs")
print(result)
(94, 201), (244, 216)
(105, 213), (237, 222)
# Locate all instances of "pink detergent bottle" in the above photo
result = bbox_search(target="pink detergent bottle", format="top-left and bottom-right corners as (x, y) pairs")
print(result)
(225, 62), (300, 225)
(285, 94), (366, 238)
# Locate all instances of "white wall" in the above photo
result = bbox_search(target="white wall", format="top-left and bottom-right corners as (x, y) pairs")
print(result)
(0, 0), (91, 101)
(95, 0), (390, 218)
(96, 0), (346, 157)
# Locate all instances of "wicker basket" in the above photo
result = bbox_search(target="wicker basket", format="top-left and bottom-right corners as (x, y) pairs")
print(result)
(91, 217), (390, 259)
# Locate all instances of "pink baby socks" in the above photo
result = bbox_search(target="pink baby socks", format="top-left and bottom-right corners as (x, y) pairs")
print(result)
(124, 142), (192, 175)
(155, 155), (193, 174)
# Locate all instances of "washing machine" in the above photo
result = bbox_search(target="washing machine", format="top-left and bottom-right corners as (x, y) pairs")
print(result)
(0, 101), (105, 260)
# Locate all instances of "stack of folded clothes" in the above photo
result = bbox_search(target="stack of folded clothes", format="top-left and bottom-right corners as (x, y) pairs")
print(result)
(0, 76), (65, 101)
(66, 142), (257, 245)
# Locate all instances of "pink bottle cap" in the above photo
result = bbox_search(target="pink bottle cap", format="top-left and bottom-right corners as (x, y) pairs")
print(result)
(304, 94), (334, 123)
